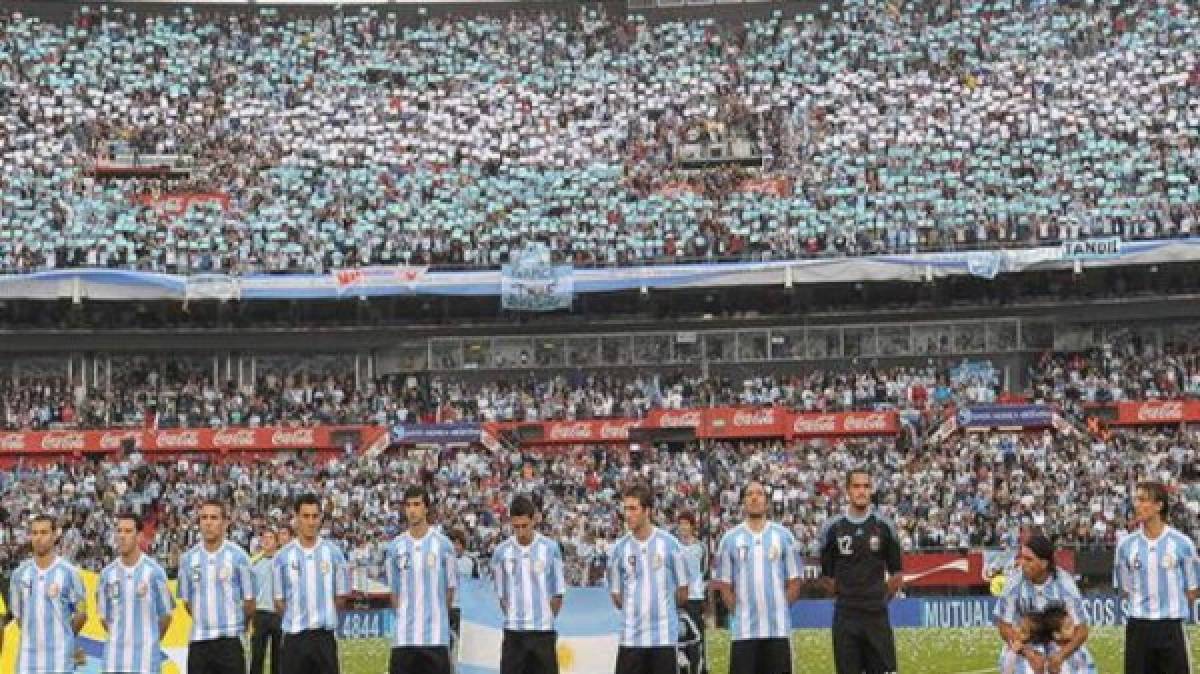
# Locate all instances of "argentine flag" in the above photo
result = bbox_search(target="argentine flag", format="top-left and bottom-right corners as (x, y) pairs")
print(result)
(458, 580), (621, 674)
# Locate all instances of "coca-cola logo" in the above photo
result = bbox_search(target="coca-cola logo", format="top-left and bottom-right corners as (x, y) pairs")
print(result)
(548, 423), (595, 441)
(793, 414), (838, 435)
(271, 429), (316, 447)
(1137, 401), (1184, 422)
(0, 434), (27, 451)
(155, 430), (201, 449)
(40, 433), (86, 452)
(843, 413), (892, 433)
(599, 423), (632, 440)
(214, 429), (258, 447)
(732, 410), (777, 427)
(100, 432), (140, 451)
(657, 411), (703, 427)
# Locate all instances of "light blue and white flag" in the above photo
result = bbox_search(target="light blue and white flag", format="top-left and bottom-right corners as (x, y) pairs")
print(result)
(457, 579), (620, 674)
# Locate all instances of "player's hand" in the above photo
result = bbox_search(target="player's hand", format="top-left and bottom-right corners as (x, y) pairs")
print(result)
(1022, 649), (1046, 673)
(886, 575), (903, 599)
(1047, 652), (1066, 673)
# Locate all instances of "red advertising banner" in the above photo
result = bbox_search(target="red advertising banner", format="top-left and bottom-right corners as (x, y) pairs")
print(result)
(539, 420), (643, 444)
(789, 411), (900, 439)
(807, 550), (1074, 589)
(0, 426), (381, 454)
(1112, 400), (1200, 426)
(133, 191), (231, 217)
(483, 408), (901, 445)
(699, 407), (792, 439)
(902, 552), (985, 588)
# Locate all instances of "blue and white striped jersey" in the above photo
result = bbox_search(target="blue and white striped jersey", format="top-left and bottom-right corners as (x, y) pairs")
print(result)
(273, 539), (351, 633)
(385, 529), (457, 647)
(98, 554), (174, 674)
(1114, 526), (1200, 620)
(9, 556), (86, 674)
(489, 533), (565, 632)
(177, 541), (256, 641)
(606, 527), (690, 648)
(715, 522), (801, 640)
(994, 568), (1096, 674)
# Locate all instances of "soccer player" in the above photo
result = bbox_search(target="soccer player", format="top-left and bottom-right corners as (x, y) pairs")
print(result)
(607, 483), (690, 674)
(386, 486), (457, 674)
(677, 512), (708, 674)
(178, 499), (256, 674)
(490, 495), (565, 674)
(250, 528), (282, 674)
(98, 512), (174, 674)
(994, 534), (1095, 673)
(819, 469), (903, 674)
(4, 514), (86, 674)
(714, 482), (802, 674)
(1115, 481), (1200, 673)
(273, 494), (350, 674)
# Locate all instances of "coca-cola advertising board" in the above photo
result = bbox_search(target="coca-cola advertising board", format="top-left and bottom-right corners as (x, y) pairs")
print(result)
(483, 408), (900, 445)
(789, 410), (899, 438)
(0, 426), (379, 453)
(1113, 400), (1200, 426)
(699, 407), (790, 439)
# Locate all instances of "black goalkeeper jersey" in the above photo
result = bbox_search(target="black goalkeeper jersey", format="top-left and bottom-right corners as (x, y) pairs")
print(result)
(819, 509), (903, 613)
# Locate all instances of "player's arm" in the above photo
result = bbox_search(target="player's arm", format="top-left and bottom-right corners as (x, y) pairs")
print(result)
(713, 535), (736, 612)
(883, 518), (905, 598)
(549, 544), (566, 617)
(443, 540), (457, 613)
(69, 570), (87, 634)
(97, 572), (110, 633)
(1112, 541), (1129, 600)
(817, 520), (837, 595)
(490, 547), (507, 615)
(272, 557), (287, 617)
(154, 568), (174, 639)
(1051, 618), (1089, 665)
(238, 554), (256, 626)
(606, 548), (623, 610)
(1183, 541), (1200, 605)
(179, 554), (193, 617)
(784, 533), (803, 604)
(334, 548), (352, 612)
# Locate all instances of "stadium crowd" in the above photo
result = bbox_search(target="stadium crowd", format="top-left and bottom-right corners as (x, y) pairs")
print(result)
(0, 422), (1194, 590)
(0, 361), (1007, 430)
(5, 334), (1200, 430)
(1, 0), (1198, 273)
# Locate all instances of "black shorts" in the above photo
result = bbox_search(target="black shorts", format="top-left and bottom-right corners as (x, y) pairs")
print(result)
(730, 638), (791, 674)
(832, 609), (896, 674)
(615, 646), (677, 674)
(501, 630), (559, 674)
(1125, 618), (1190, 674)
(188, 637), (246, 674)
(389, 646), (452, 674)
(280, 629), (339, 674)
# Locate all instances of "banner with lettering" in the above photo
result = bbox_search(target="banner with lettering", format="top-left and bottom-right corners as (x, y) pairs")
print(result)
(1112, 400), (1200, 425)
(0, 426), (385, 453)
(501, 243), (574, 312)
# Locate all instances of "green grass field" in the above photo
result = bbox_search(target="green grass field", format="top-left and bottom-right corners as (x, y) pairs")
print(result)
(337, 626), (1200, 673)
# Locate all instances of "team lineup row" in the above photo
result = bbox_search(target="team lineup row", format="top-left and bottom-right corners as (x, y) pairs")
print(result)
(0, 476), (1195, 674)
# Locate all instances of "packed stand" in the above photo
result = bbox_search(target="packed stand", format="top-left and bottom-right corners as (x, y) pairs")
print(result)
(0, 362), (1003, 430)
(1, 0), (1198, 273)
(1031, 340), (1200, 405)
